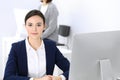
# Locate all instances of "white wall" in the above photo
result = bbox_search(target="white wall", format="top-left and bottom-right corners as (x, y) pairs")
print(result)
(54, 0), (120, 48)
(1, 0), (120, 78)
(70, 0), (120, 33)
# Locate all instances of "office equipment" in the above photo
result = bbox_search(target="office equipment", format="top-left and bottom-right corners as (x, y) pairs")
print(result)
(58, 25), (70, 37)
(69, 30), (120, 80)
(100, 59), (113, 80)
(57, 25), (70, 48)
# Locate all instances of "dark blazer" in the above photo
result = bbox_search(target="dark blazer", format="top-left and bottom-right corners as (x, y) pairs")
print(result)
(4, 39), (70, 80)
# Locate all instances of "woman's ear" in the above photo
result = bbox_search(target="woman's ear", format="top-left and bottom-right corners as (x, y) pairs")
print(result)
(43, 24), (46, 32)
(43, 23), (46, 30)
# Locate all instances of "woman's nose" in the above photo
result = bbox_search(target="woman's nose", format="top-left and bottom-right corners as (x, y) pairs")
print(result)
(33, 26), (37, 31)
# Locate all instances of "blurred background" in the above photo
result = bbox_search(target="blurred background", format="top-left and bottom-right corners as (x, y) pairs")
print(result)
(1, 0), (120, 79)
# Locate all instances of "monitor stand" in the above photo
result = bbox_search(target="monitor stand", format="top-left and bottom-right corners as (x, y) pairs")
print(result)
(100, 59), (113, 80)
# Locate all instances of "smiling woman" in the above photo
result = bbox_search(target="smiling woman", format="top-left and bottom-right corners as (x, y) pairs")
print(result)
(3, 9), (70, 80)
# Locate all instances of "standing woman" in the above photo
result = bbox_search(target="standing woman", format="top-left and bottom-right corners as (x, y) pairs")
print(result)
(3, 10), (69, 80)
(38, 0), (59, 43)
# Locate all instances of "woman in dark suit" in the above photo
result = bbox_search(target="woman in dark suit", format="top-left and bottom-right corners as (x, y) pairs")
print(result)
(3, 10), (70, 80)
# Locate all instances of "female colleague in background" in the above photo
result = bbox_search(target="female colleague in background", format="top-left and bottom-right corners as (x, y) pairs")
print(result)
(38, 0), (59, 43)
(4, 10), (70, 80)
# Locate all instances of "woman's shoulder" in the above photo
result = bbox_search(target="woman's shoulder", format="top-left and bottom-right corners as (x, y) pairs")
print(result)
(48, 2), (57, 10)
(43, 38), (56, 46)
(48, 2), (59, 15)
(48, 2), (56, 7)
(12, 39), (25, 47)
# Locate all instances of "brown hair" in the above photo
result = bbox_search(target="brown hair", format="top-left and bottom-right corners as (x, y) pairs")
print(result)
(24, 9), (45, 25)
(41, 0), (52, 3)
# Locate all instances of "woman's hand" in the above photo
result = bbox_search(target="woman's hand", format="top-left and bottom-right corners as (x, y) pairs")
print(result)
(33, 75), (62, 80)
(52, 76), (62, 80)
(33, 75), (52, 80)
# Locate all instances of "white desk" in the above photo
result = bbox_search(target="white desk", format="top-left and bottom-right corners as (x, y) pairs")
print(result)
(2, 37), (72, 76)
(57, 46), (71, 61)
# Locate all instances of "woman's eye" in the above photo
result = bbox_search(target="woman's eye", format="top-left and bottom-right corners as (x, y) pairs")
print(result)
(37, 23), (41, 27)
(28, 24), (32, 26)
(27, 23), (32, 26)
(38, 24), (41, 26)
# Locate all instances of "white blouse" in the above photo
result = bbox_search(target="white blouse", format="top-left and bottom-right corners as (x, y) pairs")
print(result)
(40, 4), (48, 15)
(25, 38), (65, 80)
(25, 38), (46, 78)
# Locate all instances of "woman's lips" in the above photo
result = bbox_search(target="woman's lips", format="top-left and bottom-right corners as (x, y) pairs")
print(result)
(31, 33), (38, 35)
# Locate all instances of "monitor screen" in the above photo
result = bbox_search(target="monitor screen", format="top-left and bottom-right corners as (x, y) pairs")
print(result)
(69, 31), (120, 80)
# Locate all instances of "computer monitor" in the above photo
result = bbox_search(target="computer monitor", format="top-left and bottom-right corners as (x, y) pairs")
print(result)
(69, 30), (120, 80)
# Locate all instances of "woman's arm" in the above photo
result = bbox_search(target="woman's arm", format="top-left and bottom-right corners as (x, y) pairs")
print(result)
(55, 47), (70, 80)
(3, 43), (30, 80)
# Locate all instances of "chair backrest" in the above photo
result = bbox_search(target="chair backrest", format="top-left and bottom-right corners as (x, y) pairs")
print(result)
(14, 8), (30, 38)
(58, 25), (70, 37)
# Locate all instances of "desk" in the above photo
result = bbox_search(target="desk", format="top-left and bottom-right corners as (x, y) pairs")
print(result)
(57, 46), (72, 61)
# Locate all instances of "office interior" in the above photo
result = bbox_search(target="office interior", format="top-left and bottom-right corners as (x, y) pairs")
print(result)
(1, 0), (120, 79)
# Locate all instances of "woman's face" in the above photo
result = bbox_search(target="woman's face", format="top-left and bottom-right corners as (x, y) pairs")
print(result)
(25, 15), (45, 39)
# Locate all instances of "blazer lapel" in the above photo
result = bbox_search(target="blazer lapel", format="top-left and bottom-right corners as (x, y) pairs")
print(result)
(18, 40), (28, 76)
